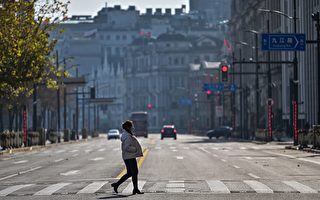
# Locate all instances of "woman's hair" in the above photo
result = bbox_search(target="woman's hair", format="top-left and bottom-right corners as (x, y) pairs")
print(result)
(122, 120), (133, 134)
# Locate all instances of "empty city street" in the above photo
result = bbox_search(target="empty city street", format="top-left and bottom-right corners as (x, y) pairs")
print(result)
(0, 134), (319, 200)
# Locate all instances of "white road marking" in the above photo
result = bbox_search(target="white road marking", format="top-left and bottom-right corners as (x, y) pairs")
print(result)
(54, 159), (63, 163)
(85, 149), (92, 153)
(170, 146), (176, 149)
(298, 158), (320, 166)
(244, 157), (275, 160)
(0, 184), (34, 196)
(248, 173), (260, 179)
(244, 180), (273, 193)
(122, 181), (146, 194)
(251, 147), (260, 150)
(155, 147), (161, 150)
(69, 150), (78, 153)
(112, 148), (120, 151)
(213, 154), (218, 157)
(34, 183), (71, 195)
(233, 165), (241, 169)
(72, 154), (78, 157)
(211, 147), (219, 150)
(283, 181), (318, 193)
(19, 166), (42, 175)
(13, 160), (28, 164)
(60, 170), (80, 176)
(183, 147), (190, 150)
(98, 148), (106, 152)
(240, 147), (247, 150)
(90, 157), (105, 161)
(56, 150), (66, 153)
(176, 156), (184, 160)
(172, 149), (178, 152)
(221, 159), (227, 162)
(166, 180), (185, 192)
(0, 174), (18, 181)
(77, 181), (108, 194)
(198, 147), (211, 154)
(206, 180), (230, 193)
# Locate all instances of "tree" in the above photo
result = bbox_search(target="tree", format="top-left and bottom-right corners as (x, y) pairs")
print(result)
(0, 0), (69, 103)
(0, 0), (69, 131)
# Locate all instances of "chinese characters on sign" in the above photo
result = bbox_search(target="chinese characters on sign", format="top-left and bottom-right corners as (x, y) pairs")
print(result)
(261, 33), (306, 51)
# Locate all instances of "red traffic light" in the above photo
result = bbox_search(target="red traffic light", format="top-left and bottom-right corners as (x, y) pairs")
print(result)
(147, 103), (152, 109)
(221, 65), (229, 72)
(206, 90), (212, 95)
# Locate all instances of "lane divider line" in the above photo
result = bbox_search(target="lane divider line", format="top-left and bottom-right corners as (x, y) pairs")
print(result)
(116, 148), (149, 179)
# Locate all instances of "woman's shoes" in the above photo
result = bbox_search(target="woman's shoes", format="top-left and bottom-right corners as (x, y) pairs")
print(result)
(132, 189), (144, 195)
(111, 183), (118, 193)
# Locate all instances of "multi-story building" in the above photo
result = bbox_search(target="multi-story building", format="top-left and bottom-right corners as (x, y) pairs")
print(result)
(124, 33), (226, 132)
(229, 0), (320, 136)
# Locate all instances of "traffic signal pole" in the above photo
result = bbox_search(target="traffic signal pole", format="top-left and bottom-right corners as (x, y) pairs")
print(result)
(293, 0), (299, 145)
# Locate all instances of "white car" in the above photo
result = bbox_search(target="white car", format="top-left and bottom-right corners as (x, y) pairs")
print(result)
(107, 129), (121, 140)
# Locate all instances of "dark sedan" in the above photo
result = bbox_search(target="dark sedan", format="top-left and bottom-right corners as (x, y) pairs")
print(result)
(207, 126), (232, 139)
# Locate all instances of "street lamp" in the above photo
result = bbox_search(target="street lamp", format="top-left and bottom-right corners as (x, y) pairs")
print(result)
(259, 2), (299, 144)
(245, 30), (260, 131)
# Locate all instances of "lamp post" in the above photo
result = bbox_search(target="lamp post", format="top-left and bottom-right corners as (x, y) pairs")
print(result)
(259, 2), (298, 144)
(245, 30), (260, 131)
(312, 11), (320, 125)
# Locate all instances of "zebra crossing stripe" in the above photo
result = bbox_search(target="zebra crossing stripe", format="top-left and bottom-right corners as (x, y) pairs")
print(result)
(77, 181), (108, 194)
(0, 184), (34, 196)
(206, 180), (230, 193)
(244, 180), (273, 193)
(122, 181), (146, 194)
(283, 181), (318, 193)
(34, 183), (71, 195)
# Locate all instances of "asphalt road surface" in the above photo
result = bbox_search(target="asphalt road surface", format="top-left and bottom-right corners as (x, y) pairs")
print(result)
(0, 134), (320, 200)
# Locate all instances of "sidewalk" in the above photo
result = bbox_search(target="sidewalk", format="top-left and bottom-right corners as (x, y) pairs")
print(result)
(0, 135), (102, 156)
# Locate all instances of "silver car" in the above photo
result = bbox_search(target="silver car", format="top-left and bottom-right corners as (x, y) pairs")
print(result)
(107, 129), (121, 140)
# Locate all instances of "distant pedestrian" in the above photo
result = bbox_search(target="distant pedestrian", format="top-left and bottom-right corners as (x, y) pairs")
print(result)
(111, 120), (144, 195)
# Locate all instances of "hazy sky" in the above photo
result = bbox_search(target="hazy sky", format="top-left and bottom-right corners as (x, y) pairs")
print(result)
(63, 0), (189, 16)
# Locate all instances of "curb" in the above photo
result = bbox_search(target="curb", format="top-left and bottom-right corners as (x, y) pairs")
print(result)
(285, 145), (320, 153)
(0, 136), (102, 156)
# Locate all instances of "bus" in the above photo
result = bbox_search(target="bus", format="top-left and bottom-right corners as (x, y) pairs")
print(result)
(129, 111), (148, 138)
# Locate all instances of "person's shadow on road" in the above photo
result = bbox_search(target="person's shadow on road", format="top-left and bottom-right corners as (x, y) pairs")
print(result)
(98, 194), (132, 199)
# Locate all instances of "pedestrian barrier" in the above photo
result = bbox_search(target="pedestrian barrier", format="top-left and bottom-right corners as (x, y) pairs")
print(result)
(0, 131), (24, 149)
(255, 129), (268, 141)
(37, 128), (46, 146)
(48, 131), (62, 144)
(64, 129), (70, 142)
(81, 128), (88, 139)
(71, 130), (78, 140)
(27, 131), (40, 146)
(298, 129), (309, 148)
(312, 125), (320, 148)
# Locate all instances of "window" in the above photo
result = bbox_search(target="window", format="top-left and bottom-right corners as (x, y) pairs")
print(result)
(116, 35), (120, 40)
(174, 57), (179, 65)
(122, 35), (127, 40)
(100, 35), (104, 40)
(106, 35), (111, 40)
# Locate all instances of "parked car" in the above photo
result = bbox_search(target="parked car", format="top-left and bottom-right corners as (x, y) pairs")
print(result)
(107, 129), (121, 140)
(207, 126), (232, 139)
(161, 125), (177, 140)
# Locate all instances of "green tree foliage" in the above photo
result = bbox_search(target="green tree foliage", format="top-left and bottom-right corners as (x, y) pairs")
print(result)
(0, 0), (69, 103)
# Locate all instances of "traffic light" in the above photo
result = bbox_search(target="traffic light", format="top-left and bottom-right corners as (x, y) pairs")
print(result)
(206, 90), (212, 99)
(147, 103), (152, 109)
(221, 65), (229, 82)
(90, 87), (95, 99)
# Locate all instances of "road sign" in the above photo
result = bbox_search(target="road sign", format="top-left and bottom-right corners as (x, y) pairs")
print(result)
(178, 98), (192, 106)
(261, 33), (306, 51)
(202, 83), (237, 92)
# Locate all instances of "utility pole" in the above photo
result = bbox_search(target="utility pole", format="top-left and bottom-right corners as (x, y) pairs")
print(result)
(293, 0), (299, 145)
(312, 11), (320, 125)
(75, 68), (79, 134)
(63, 58), (67, 130)
(254, 33), (260, 130)
(32, 84), (37, 131)
(239, 48), (243, 139)
(267, 18), (273, 141)
(56, 50), (61, 132)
